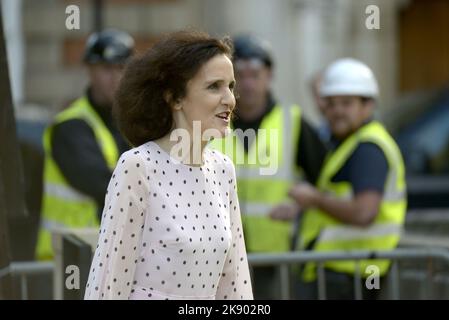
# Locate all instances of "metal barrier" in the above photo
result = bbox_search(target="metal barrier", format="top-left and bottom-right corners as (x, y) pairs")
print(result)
(62, 234), (92, 300)
(0, 261), (54, 299)
(0, 230), (100, 300)
(247, 248), (449, 300)
(3, 248), (449, 300)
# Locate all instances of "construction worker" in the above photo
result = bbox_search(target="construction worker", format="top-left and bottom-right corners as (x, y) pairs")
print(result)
(36, 29), (134, 260)
(209, 34), (327, 299)
(284, 58), (407, 299)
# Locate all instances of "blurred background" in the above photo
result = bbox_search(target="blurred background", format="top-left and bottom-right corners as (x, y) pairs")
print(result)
(7, 0), (449, 174)
(1, 0), (449, 299)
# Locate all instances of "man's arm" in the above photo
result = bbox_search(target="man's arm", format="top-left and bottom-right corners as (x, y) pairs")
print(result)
(51, 119), (113, 217)
(302, 188), (382, 227)
(295, 118), (328, 184)
(288, 143), (388, 227)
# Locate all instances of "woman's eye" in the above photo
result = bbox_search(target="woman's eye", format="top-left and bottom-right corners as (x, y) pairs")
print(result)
(208, 83), (219, 90)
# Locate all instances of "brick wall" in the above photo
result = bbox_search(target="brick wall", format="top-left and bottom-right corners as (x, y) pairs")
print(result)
(23, 0), (204, 113)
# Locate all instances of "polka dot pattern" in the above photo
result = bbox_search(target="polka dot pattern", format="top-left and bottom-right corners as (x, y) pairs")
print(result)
(85, 141), (253, 300)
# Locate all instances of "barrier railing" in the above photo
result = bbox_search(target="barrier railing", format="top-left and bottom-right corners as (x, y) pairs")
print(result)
(0, 261), (54, 299)
(3, 247), (449, 300)
(247, 248), (449, 300)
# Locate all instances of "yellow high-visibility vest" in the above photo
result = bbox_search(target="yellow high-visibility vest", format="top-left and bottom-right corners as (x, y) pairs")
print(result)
(300, 121), (407, 281)
(36, 96), (119, 260)
(209, 104), (302, 252)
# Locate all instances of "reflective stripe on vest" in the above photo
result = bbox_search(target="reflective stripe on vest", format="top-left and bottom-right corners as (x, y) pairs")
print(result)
(319, 223), (403, 242)
(44, 182), (91, 203)
(36, 96), (120, 260)
(209, 104), (302, 252)
(300, 121), (407, 281)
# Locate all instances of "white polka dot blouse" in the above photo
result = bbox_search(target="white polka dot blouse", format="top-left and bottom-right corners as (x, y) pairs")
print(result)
(84, 141), (253, 300)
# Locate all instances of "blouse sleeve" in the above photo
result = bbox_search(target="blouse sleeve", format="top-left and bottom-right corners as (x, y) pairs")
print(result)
(84, 150), (149, 300)
(216, 159), (254, 300)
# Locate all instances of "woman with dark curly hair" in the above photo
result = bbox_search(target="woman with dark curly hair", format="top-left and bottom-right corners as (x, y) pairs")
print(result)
(84, 30), (253, 300)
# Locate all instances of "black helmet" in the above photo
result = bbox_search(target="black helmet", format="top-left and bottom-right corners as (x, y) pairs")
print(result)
(83, 29), (135, 64)
(232, 34), (273, 68)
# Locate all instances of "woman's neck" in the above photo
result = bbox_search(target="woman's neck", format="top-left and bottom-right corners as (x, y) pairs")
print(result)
(154, 133), (207, 167)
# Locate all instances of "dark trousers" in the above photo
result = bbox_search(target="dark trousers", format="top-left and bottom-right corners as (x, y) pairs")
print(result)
(294, 269), (385, 300)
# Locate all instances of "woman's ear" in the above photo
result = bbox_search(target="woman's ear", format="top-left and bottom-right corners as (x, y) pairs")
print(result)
(164, 90), (182, 111)
(173, 102), (182, 111)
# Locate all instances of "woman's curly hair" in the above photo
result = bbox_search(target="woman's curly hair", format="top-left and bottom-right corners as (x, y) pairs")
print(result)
(114, 30), (233, 146)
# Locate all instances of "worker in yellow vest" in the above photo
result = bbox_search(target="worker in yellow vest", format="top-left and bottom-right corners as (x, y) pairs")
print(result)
(36, 29), (134, 260)
(209, 34), (327, 299)
(277, 58), (407, 299)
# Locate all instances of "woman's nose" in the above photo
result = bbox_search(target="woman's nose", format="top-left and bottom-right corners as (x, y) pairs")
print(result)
(221, 88), (236, 108)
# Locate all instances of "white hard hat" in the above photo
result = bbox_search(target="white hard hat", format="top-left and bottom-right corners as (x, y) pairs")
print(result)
(319, 58), (379, 99)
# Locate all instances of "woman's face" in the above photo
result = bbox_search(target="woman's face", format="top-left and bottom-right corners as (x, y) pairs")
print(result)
(173, 54), (236, 140)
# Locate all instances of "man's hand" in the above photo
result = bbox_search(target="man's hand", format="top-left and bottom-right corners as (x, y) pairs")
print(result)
(269, 202), (301, 221)
(288, 182), (320, 209)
